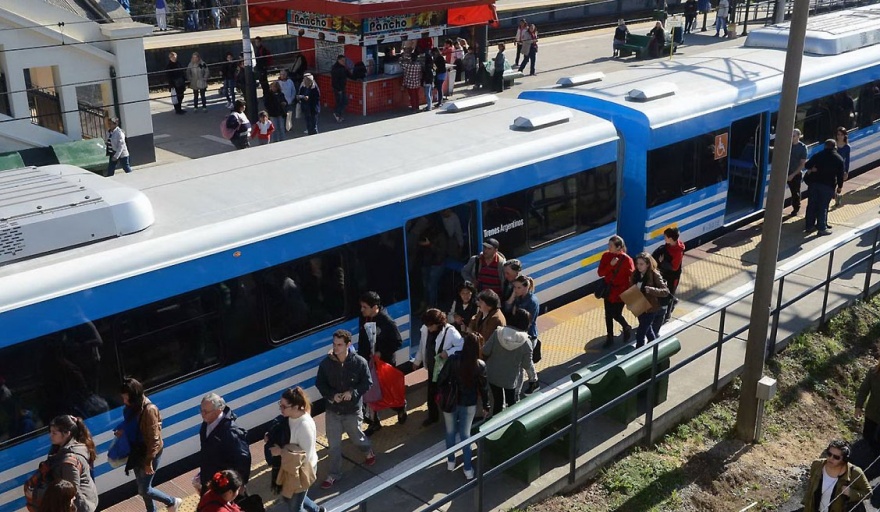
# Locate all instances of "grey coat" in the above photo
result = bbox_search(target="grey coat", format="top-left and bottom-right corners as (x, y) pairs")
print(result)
(482, 326), (533, 389)
(50, 441), (98, 512)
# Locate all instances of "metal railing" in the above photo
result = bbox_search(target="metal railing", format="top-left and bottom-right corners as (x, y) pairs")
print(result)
(78, 103), (106, 140)
(27, 88), (64, 134)
(332, 217), (880, 512)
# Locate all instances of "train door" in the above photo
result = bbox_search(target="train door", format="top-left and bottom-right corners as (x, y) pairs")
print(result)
(725, 114), (765, 222)
(405, 202), (478, 331)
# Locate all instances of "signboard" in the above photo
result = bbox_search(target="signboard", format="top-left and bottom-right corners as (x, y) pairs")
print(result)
(289, 10), (361, 34)
(714, 133), (728, 160)
(287, 23), (360, 45)
(362, 25), (446, 45)
(364, 11), (447, 35)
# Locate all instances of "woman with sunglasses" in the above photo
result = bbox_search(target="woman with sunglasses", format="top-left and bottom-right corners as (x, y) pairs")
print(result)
(264, 388), (324, 512)
(801, 439), (870, 512)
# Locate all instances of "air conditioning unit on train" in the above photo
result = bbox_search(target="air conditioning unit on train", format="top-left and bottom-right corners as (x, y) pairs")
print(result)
(0, 165), (154, 265)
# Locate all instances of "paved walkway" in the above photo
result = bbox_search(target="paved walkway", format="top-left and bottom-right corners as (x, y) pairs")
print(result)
(103, 158), (880, 512)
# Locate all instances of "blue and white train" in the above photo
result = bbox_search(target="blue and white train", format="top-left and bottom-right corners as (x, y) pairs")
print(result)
(5, 7), (880, 510)
(522, 5), (880, 250)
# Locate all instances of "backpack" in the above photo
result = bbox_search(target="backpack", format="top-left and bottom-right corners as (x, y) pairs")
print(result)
(23, 454), (84, 512)
(220, 114), (239, 139)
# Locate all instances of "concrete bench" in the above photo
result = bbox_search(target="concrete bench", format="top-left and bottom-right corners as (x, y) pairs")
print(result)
(617, 34), (677, 59)
(503, 70), (524, 89)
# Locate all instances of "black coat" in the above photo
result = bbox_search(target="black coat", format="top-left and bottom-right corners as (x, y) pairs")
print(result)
(166, 60), (185, 89)
(331, 62), (350, 92)
(198, 407), (252, 488)
(263, 415), (289, 493)
(358, 308), (402, 365)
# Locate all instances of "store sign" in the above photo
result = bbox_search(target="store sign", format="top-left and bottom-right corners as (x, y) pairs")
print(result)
(289, 10), (361, 34)
(364, 11), (447, 35)
(483, 219), (525, 238)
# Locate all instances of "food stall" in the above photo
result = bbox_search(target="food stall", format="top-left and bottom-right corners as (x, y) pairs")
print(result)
(250, 0), (497, 116)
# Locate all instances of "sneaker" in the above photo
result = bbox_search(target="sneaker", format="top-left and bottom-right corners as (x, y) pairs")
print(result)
(320, 476), (336, 489)
(447, 460), (456, 471)
(202, 107), (208, 112)
(622, 326), (632, 342)
(226, 102), (233, 109)
(464, 468), (475, 480)
(818, 230), (832, 236)
(333, 113), (341, 122)
(365, 450), (376, 466)
(364, 423), (382, 437)
(168, 498), (182, 512)
(523, 381), (539, 395)
(397, 409), (408, 425)
(804, 228), (817, 234)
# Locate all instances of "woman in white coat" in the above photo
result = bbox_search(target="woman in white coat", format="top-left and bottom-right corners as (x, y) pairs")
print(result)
(412, 309), (463, 426)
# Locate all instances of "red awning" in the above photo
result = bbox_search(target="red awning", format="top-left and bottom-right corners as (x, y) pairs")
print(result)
(447, 4), (498, 26)
(248, 0), (494, 19)
(248, 6), (288, 27)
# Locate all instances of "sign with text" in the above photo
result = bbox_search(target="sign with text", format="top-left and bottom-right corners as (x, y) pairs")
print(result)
(364, 11), (447, 35)
(289, 10), (361, 34)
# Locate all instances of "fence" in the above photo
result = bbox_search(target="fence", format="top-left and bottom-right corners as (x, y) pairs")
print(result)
(78, 103), (106, 140)
(27, 88), (64, 134)
(331, 217), (880, 512)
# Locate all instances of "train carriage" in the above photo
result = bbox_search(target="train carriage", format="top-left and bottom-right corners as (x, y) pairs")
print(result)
(520, 5), (880, 253)
(0, 98), (619, 511)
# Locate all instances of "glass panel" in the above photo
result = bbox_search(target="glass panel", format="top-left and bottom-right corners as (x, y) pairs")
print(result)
(646, 130), (728, 208)
(528, 178), (576, 249)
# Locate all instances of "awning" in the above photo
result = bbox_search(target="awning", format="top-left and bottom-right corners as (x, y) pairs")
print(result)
(447, 4), (498, 26)
(249, 0), (494, 19)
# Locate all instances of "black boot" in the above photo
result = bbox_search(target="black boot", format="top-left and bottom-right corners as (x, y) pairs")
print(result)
(622, 326), (632, 343)
(602, 334), (614, 348)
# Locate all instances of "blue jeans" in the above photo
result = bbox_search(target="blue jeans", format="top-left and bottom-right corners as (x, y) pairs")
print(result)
(805, 183), (835, 232)
(304, 108), (318, 135)
(635, 311), (659, 348)
(285, 489), (321, 512)
(271, 116), (286, 142)
(423, 84), (433, 110)
(224, 78), (236, 104)
(106, 156), (132, 176)
(134, 453), (175, 512)
(715, 16), (728, 34)
(434, 74), (446, 104)
(421, 264), (444, 308)
(443, 405), (476, 471)
(334, 89), (348, 118)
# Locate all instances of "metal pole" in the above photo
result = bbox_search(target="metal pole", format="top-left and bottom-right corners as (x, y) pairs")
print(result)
(569, 385), (579, 485)
(644, 343), (659, 445)
(864, 227), (879, 299)
(734, 0), (809, 442)
(820, 252), (835, 324)
(713, 308), (727, 392)
(740, 0), (751, 35)
(769, 276), (785, 355)
(240, 0), (258, 122)
(476, 437), (485, 512)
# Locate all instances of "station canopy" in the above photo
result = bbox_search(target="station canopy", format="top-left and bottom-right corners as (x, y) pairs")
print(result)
(248, 0), (497, 27)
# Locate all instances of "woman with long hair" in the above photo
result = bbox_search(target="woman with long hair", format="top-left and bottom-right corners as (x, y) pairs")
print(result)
(196, 469), (244, 512)
(630, 252), (670, 348)
(35, 416), (97, 512)
(438, 332), (490, 480)
(598, 235), (634, 348)
(414, 308), (463, 426)
(38, 481), (77, 512)
(512, 275), (540, 395)
(117, 377), (180, 512)
(265, 388), (322, 512)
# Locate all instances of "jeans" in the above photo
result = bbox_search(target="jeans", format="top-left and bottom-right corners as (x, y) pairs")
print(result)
(603, 298), (631, 336)
(334, 89), (348, 118)
(271, 116), (286, 142)
(156, 8), (166, 30)
(325, 410), (371, 478)
(490, 384), (517, 415)
(684, 15), (696, 32)
(284, 489), (321, 512)
(715, 16), (728, 35)
(423, 84), (433, 110)
(805, 183), (835, 232)
(106, 156), (132, 176)
(224, 78), (236, 104)
(635, 311), (659, 348)
(422, 264), (444, 308)
(304, 109), (318, 135)
(788, 173), (803, 213)
(443, 405), (476, 471)
(434, 74), (446, 104)
(519, 45), (536, 75)
(134, 453), (175, 512)
(193, 88), (206, 109)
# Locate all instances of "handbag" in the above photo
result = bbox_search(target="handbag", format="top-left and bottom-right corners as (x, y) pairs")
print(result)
(363, 358), (383, 404)
(532, 338), (542, 364)
(295, 103), (302, 119)
(107, 436), (130, 469)
(434, 358), (459, 413)
(285, 111), (294, 131)
(594, 260), (622, 299)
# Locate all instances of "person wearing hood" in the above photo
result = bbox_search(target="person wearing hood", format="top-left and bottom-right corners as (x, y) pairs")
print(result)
(34, 415), (98, 512)
(413, 308), (464, 426)
(194, 393), (251, 494)
(482, 308), (534, 415)
(651, 226), (685, 331)
(315, 330), (375, 490)
(186, 52), (210, 112)
(264, 387), (324, 512)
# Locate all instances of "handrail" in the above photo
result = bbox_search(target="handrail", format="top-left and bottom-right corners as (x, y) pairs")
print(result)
(331, 217), (880, 512)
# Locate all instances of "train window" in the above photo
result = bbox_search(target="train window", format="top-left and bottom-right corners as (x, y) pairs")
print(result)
(346, 229), (408, 307)
(646, 131), (728, 208)
(483, 166), (616, 258)
(263, 250), (347, 342)
(116, 288), (222, 389)
(794, 89), (857, 145)
(0, 319), (120, 446)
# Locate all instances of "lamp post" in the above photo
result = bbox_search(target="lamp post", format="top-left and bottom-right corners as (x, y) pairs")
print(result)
(240, 0), (259, 122)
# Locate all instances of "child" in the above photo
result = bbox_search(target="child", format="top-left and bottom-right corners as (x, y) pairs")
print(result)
(251, 110), (274, 145)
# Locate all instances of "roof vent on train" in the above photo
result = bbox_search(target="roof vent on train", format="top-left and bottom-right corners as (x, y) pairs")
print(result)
(627, 82), (677, 102)
(745, 5), (880, 55)
(0, 165), (154, 266)
(512, 108), (573, 130)
(441, 94), (498, 113)
(556, 72), (605, 87)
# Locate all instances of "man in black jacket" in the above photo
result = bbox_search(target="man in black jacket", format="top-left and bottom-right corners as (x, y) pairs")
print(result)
(315, 330), (375, 489)
(194, 393), (251, 494)
(358, 291), (407, 434)
(330, 55), (351, 123)
(804, 139), (845, 236)
(165, 52), (186, 114)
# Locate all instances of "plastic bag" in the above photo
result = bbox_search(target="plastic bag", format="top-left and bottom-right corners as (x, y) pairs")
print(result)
(107, 436), (129, 468)
(363, 359), (383, 404)
(370, 355), (406, 411)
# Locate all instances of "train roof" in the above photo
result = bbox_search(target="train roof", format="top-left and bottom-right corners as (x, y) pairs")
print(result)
(0, 98), (617, 312)
(521, 7), (880, 130)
